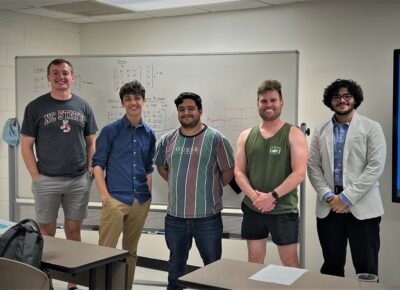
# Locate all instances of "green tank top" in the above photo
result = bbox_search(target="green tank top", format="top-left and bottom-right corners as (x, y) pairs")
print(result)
(243, 123), (298, 214)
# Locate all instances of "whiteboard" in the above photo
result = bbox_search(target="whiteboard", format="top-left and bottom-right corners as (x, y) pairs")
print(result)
(15, 52), (299, 209)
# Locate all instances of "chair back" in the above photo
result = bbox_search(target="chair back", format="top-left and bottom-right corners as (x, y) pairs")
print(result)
(0, 257), (49, 290)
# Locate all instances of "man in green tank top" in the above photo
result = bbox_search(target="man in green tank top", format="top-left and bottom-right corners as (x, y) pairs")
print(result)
(235, 80), (308, 267)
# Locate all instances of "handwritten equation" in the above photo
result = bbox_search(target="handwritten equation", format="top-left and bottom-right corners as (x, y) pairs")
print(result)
(113, 59), (163, 92)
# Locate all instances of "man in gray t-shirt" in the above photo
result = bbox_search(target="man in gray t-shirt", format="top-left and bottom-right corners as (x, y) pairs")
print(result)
(20, 58), (97, 290)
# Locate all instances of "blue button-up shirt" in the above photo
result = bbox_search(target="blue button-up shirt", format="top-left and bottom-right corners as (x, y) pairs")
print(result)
(92, 116), (156, 205)
(333, 117), (349, 187)
(323, 116), (351, 206)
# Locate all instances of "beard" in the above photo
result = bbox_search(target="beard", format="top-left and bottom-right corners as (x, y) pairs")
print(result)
(332, 103), (354, 116)
(258, 109), (281, 121)
(179, 116), (201, 128)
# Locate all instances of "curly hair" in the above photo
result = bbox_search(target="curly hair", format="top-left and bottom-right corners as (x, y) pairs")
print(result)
(323, 79), (363, 109)
(119, 80), (145, 101)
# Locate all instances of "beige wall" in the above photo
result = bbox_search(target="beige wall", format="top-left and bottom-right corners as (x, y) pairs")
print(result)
(0, 10), (80, 219)
(1, 0), (400, 286)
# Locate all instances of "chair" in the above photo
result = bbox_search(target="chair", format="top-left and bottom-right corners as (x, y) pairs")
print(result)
(0, 257), (50, 290)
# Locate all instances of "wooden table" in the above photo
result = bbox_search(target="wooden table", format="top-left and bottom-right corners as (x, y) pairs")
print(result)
(178, 258), (397, 290)
(42, 236), (129, 290)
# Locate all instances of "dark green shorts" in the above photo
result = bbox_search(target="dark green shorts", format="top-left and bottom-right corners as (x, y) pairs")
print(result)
(241, 203), (298, 245)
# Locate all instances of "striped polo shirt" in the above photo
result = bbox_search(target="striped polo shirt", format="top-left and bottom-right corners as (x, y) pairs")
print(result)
(155, 125), (234, 218)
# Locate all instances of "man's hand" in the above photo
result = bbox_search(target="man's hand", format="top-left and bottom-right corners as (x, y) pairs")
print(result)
(337, 206), (351, 214)
(328, 195), (349, 213)
(253, 190), (276, 212)
(32, 172), (40, 182)
(101, 193), (110, 205)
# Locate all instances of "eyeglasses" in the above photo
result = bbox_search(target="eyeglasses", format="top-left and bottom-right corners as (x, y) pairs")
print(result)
(332, 94), (353, 102)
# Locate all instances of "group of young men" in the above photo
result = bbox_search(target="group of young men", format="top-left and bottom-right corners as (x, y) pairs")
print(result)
(20, 58), (386, 290)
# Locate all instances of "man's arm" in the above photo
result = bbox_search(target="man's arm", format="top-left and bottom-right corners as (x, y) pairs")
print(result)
(157, 165), (169, 182)
(147, 173), (153, 193)
(307, 125), (334, 201)
(272, 126), (308, 198)
(85, 134), (96, 173)
(234, 129), (260, 202)
(221, 168), (234, 186)
(93, 165), (110, 203)
(341, 122), (386, 204)
(20, 135), (40, 180)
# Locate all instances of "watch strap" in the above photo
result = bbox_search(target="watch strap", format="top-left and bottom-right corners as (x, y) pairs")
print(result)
(271, 190), (279, 200)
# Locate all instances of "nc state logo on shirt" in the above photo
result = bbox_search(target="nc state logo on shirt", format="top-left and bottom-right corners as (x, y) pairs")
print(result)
(60, 120), (71, 133)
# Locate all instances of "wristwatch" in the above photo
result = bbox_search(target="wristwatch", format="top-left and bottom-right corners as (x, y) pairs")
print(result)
(271, 190), (279, 201)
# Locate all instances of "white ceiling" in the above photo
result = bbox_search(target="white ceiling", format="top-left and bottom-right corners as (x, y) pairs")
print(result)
(0, 0), (308, 23)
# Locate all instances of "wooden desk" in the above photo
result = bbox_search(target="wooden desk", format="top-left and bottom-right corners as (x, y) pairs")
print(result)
(42, 236), (129, 290)
(178, 259), (396, 290)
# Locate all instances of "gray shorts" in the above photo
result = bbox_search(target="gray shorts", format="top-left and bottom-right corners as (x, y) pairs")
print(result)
(31, 172), (93, 224)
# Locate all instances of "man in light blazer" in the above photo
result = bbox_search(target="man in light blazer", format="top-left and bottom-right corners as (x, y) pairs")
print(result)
(308, 79), (386, 278)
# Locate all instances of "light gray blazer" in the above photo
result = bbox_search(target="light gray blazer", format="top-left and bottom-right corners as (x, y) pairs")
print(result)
(307, 112), (386, 220)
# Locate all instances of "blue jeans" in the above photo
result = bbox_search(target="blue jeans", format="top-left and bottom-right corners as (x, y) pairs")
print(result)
(165, 213), (223, 290)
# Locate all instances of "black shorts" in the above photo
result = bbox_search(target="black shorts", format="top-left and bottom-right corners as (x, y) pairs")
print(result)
(241, 203), (299, 246)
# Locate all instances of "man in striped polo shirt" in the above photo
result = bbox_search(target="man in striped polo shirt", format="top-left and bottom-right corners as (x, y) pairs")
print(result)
(155, 92), (234, 290)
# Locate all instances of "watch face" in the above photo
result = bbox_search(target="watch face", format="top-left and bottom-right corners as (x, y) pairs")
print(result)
(272, 191), (279, 200)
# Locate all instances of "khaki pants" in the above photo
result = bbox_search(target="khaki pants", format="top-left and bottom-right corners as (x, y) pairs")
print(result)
(99, 197), (151, 289)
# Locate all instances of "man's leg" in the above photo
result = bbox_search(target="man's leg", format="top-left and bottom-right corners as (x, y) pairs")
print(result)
(165, 214), (192, 290)
(347, 215), (381, 276)
(39, 222), (57, 237)
(277, 243), (300, 267)
(247, 239), (267, 263)
(98, 196), (125, 247)
(122, 199), (151, 289)
(270, 213), (300, 267)
(62, 173), (92, 290)
(193, 213), (223, 265)
(241, 203), (269, 264)
(317, 212), (347, 276)
(62, 173), (92, 241)
(64, 219), (83, 241)
(32, 175), (62, 237)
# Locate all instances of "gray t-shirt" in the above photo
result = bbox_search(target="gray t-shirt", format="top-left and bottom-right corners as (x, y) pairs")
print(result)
(21, 93), (98, 177)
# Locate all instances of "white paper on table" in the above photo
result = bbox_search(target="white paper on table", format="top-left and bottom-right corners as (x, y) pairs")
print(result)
(249, 264), (308, 285)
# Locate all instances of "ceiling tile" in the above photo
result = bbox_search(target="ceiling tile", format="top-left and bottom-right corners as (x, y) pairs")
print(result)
(0, 0), (315, 23)
(0, 0), (83, 10)
(43, 0), (131, 16)
(15, 7), (79, 19)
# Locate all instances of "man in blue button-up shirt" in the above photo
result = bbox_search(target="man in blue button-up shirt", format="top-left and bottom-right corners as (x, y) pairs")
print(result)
(92, 80), (156, 289)
(308, 79), (386, 278)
